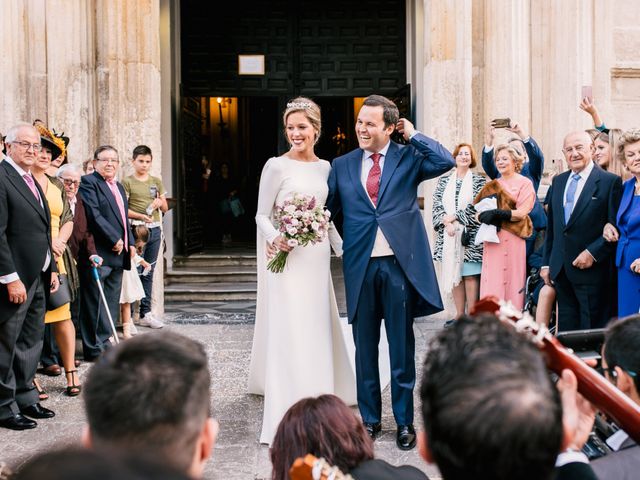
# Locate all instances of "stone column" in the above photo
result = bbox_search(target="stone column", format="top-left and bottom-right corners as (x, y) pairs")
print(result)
(95, 0), (162, 175)
(482, 0), (531, 143)
(530, 0), (594, 165)
(44, 0), (98, 164)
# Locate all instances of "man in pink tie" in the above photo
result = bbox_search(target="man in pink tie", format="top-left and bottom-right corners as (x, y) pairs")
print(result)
(79, 145), (135, 361)
(0, 123), (60, 430)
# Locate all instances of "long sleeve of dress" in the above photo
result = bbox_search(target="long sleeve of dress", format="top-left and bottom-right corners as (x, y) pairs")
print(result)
(328, 222), (343, 257)
(255, 158), (283, 244)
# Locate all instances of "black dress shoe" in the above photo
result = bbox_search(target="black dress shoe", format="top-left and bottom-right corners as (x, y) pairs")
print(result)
(0, 413), (37, 430)
(396, 424), (417, 450)
(20, 403), (55, 419)
(363, 422), (382, 440)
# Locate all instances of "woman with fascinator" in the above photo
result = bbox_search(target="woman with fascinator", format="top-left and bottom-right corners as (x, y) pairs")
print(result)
(31, 120), (81, 397)
(248, 98), (356, 445)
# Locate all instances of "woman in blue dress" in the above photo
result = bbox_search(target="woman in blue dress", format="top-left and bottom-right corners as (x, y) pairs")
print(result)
(603, 128), (640, 316)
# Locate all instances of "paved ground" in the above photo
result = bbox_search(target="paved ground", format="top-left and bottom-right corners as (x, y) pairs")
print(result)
(0, 261), (448, 479)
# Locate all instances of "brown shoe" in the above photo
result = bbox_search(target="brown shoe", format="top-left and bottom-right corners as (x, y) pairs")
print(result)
(38, 364), (62, 376)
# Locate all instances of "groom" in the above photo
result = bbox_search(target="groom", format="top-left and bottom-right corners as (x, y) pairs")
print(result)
(327, 95), (454, 450)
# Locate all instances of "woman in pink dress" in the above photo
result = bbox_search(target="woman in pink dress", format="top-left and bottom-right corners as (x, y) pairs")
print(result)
(477, 144), (536, 309)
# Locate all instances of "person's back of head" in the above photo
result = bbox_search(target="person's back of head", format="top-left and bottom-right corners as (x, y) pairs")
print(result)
(419, 314), (563, 480)
(12, 447), (190, 480)
(604, 314), (640, 402)
(83, 332), (217, 477)
(270, 394), (374, 480)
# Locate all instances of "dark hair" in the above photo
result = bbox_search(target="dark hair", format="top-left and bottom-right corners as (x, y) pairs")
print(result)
(83, 332), (211, 473)
(362, 95), (399, 127)
(13, 448), (190, 480)
(270, 395), (374, 480)
(93, 145), (118, 161)
(420, 314), (563, 480)
(452, 143), (478, 168)
(604, 315), (640, 393)
(133, 225), (150, 243)
(132, 145), (153, 160)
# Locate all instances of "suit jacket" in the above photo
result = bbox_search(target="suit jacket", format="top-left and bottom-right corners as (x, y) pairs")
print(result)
(351, 459), (428, 480)
(67, 195), (98, 266)
(543, 164), (622, 284)
(615, 177), (640, 268)
(554, 462), (598, 480)
(327, 133), (455, 322)
(0, 160), (55, 292)
(79, 172), (134, 270)
(482, 136), (547, 229)
(591, 437), (639, 480)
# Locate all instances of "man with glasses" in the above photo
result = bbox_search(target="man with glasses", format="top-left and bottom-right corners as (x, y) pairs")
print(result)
(0, 123), (60, 430)
(56, 164), (100, 332)
(542, 131), (622, 330)
(79, 146), (134, 361)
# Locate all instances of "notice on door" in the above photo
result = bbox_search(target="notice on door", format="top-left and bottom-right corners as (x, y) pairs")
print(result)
(238, 55), (265, 75)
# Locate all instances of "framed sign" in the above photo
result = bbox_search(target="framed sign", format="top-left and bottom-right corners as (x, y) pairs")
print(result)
(238, 55), (265, 75)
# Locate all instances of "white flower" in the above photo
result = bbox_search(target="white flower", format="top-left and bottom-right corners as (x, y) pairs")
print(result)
(290, 218), (299, 226)
(311, 221), (319, 231)
(284, 205), (296, 214)
(287, 239), (298, 247)
(287, 226), (297, 236)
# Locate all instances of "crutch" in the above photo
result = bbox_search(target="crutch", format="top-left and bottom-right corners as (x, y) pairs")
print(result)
(91, 264), (120, 345)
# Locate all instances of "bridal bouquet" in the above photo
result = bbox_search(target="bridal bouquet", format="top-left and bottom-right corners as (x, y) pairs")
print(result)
(268, 193), (331, 273)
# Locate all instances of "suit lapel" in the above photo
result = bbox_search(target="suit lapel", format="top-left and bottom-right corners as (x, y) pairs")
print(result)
(1, 162), (48, 222)
(554, 172), (570, 228)
(346, 149), (374, 208)
(96, 174), (125, 229)
(377, 141), (401, 205)
(566, 167), (599, 230)
(617, 180), (634, 225)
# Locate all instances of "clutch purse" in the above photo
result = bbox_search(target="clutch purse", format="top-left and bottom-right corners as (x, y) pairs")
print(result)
(47, 273), (71, 311)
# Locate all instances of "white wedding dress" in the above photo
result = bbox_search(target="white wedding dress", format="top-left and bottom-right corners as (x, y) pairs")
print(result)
(248, 156), (357, 445)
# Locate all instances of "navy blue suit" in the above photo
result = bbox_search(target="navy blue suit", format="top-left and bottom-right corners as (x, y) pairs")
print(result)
(615, 178), (640, 316)
(79, 172), (134, 360)
(543, 164), (621, 330)
(482, 137), (546, 259)
(327, 133), (454, 425)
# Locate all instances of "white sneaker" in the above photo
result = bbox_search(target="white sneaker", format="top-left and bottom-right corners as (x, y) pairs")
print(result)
(138, 313), (164, 329)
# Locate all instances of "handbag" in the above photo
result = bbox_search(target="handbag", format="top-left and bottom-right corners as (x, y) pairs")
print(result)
(461, 227), (473, 247)
(47, 273), (71, 311)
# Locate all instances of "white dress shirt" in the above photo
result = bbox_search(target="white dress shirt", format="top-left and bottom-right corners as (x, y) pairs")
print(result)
(360, 141), (394, 257)
(0, 156), (51, 284)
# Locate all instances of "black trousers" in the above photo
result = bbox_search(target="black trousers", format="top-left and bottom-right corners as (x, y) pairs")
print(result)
(554, 269), (610, 331)
(0, 275), (46, 419)
(79, 265), (123, 360)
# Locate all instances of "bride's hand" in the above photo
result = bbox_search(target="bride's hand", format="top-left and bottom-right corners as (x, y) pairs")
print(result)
(272, 235), (293, 252)
(265, 241), (277, 259)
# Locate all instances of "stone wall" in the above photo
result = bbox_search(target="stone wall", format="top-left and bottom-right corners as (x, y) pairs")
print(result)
(0, 0), (162, 176)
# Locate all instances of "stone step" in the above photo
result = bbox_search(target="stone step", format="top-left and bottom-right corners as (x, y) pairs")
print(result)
(164, 282), (257, 302)
(166, 266), (257, 284)
(173, 254), (256, 268)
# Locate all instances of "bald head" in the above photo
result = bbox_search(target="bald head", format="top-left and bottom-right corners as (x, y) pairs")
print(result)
(562, 130), (595, 174)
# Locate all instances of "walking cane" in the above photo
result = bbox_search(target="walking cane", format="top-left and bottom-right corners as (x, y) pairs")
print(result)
(91, 264), (120, 345)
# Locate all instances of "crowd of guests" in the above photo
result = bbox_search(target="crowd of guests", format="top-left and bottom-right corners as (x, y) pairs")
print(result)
(0, 121), (167, 431)
(5, 313), (640, 479)
(432, 100), (640, 330)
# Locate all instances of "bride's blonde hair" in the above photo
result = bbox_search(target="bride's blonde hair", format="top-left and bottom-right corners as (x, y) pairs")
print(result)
(283, 97), (322, 144)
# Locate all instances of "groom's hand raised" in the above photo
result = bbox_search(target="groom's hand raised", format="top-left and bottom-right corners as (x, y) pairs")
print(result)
(395, 118), (416, 141)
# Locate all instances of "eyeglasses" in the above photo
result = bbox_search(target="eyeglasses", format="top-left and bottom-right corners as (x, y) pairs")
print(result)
(97, 157), (120, 164)
(12, 141), (42, 152)
(61, 178), (80, 187)
(598, 365), (637, 378)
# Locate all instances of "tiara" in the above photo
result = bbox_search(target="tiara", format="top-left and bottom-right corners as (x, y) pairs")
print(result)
(287, 102), (312, 109)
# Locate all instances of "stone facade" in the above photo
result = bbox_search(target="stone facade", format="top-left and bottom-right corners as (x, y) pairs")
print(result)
(1, 0), (639, 308)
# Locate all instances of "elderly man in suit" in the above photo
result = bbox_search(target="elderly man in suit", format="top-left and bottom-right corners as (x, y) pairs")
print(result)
(327, 95), (454, 450)
(79, 145), (134, 361)
(542, 131), (622, 331)
(0, 123), (59, 430)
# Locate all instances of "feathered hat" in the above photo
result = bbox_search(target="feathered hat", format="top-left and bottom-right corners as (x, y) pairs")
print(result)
(33, 119), (69, 160)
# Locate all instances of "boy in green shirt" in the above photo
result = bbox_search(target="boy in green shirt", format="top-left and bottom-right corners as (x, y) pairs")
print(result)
(122, 145), (168, 329)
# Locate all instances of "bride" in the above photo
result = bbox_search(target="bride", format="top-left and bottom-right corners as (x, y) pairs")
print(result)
(248, 97), (356, 445)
